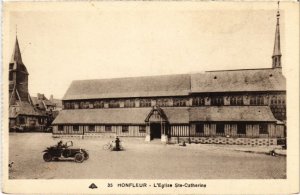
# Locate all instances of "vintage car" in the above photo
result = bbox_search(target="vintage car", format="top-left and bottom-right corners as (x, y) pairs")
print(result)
(43, 141), (89, 163)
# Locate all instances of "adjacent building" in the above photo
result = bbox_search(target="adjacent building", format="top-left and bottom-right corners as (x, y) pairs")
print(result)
(52, 9), (286, 145)
(31, 93), (63, 126)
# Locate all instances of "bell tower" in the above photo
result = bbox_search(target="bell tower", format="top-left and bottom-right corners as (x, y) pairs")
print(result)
(272, 2), (282, 69)
(9, 36), (30, 105)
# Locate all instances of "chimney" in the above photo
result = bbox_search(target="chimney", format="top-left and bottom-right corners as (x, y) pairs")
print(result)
(50, 95), (53, 102)
(37, 93), (44, 100)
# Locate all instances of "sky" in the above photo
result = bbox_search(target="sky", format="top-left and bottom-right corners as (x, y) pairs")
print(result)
(4, 2), (285, 99)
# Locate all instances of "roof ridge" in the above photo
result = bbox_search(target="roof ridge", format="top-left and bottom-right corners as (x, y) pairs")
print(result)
(205, 68), (275, 72)
(71, 73), (191, 82)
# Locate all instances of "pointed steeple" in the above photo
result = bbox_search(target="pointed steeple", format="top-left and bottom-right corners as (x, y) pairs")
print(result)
(10, 36), (23, 65)
(272, 2), (282, 68)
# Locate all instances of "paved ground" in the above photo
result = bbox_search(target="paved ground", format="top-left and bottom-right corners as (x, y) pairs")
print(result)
(9, 133), (286, 179)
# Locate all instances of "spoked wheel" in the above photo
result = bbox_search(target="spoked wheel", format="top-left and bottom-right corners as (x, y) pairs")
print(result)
(103, 144), (111, 150)
(43, 152), (52, 162)
(83, 150), (89, 160)
(74, 153), (84, 163)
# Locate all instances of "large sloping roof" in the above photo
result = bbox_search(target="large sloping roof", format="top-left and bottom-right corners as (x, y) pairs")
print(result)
(52, 107), (190, 125)
(63, 68), (285, 100)
(52, 106), (276, 125)
(63, 74), (191, 100)
(191, 68), (285, 93)
(52, 108), (152, 124)
(189, 106), (277, 122)
(9, 102), (45, 118)
(163, 107), (189, 124)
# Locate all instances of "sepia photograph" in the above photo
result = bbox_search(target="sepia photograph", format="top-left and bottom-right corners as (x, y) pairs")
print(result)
(2, 1), (299, 194)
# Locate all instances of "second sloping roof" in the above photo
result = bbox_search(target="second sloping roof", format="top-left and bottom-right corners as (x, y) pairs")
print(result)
(189, 106), (277, 122)
(52, 107), (190, 124)
(52, 106), (276, 125)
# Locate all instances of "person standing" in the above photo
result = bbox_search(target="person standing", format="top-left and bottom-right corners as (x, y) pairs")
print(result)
(115, 137), (120, 151)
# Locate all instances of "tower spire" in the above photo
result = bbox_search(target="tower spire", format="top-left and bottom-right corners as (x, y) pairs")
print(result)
(272, 1), (282, 68)
(10, 35), (23, 65)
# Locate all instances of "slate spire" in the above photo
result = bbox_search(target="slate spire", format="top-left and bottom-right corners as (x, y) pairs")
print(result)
(272, 2), (282, 68)
(10, 36), (23, 65)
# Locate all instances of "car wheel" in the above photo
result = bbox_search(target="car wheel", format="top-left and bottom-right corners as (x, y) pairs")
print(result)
(43, 153), (52, 162)
(83, 150), (89, 160)
(74, 153), (84, 163)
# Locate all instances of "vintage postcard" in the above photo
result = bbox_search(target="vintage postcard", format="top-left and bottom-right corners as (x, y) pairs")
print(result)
(2, 1), (299, 194)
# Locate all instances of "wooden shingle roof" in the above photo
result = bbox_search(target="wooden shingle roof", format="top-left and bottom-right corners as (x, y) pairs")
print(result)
(63, 68), (285, 100)
(53, 108), (151, 124)
(9, 102), (45, 118)
(189, 106), (277, 122)
(52, 107), (191, 124)
(191, 68), (285, 93)
(52, 106), (276, 125)
(63, 74), (191, 100)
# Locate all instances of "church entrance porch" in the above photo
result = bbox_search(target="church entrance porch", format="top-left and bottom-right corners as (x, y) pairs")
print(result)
(145, 106), (169, 143)
(150, 123), (161, 139)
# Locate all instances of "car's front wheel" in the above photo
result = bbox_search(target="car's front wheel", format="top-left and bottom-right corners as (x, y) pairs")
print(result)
(43, 152), (52, 162)
(74, 153), (84, 163)
(82, 150), (89, 160)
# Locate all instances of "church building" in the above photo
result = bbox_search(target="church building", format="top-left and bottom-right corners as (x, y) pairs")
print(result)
(9, 37), (47, 131)
(52, 9), (286, 145)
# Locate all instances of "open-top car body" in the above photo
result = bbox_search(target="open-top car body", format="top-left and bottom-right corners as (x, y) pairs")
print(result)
(43, 141), (89, 163)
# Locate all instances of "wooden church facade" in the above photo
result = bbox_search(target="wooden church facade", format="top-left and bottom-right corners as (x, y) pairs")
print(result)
(52, 9), (286, 145)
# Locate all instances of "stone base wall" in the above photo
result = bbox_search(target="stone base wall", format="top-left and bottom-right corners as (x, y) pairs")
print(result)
(169, 137), (278, 146)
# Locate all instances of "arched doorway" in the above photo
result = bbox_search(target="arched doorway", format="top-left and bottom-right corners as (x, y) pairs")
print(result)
(145, 106), (169, 142)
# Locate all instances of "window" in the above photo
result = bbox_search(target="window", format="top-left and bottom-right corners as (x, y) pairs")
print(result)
(140, 99), (151, 107)
(237, 123), (246, 134)
(216, 123), (224, 134)
(94, 101), (104, 108)
(109, 100), (120, 108)
(211, 96), (224, 106)
(192, 97), (205, 106)
(68, 102), (75, 109)
(19, 117), (25, 124)
(195, 124), (204, 134)
(74, 103), (79, 109)
(122, 125), (129, 133)
(58, 125), (64, 131)
(230, 96), (243, 106)
(79, 101), (89, 109)
(88, 125), (95, 131)
(271, 96), (277, 105)
(259, 123), (268, 134)
(80, 102), (85, 109)
(105, 125), (112, 132)
(139, 125), (146, 133)
(124, 100), (135, 108)
(38, 118), (43, 124)
(30, 120), (36, 126)
(9, 72), (13, 81)
(250, 96), (264, 105)
(173, 98), (186, 107)
(73, 125), (79, 131)
(157, 98), (169, 107)
(64, 102), (70, 109)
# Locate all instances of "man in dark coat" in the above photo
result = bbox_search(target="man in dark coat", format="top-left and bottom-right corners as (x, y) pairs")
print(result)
(115, 137), (121, 151)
